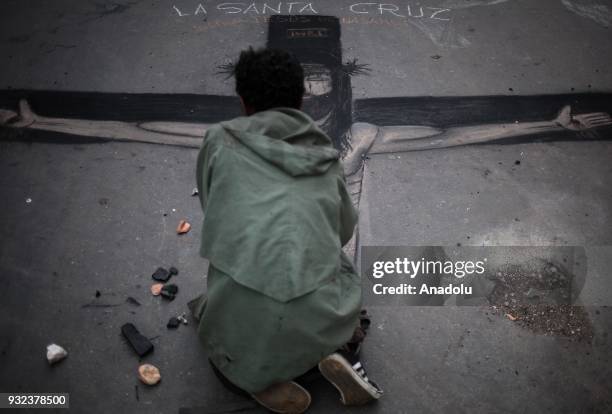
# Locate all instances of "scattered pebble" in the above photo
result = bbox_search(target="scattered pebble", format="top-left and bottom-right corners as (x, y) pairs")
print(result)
(192, 188), (199, 196)
(26, 198), (32, 204)
(138, 364), (161, 386)
(46, 344), (68, 364)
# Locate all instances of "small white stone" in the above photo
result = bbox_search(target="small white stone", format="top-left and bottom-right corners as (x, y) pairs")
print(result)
(46, 344), (68, 364)
(26, 198), (32, 204)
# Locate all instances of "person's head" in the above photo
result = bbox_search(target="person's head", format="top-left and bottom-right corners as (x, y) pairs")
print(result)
(234, 47), (305, 115)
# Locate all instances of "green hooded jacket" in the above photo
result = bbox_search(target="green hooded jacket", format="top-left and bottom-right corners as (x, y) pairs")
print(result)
(192, 108), (362, 393)
(196, 108), (358, 302)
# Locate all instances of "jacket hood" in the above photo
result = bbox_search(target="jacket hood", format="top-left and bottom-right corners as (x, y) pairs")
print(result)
(220, 108), (339, 177)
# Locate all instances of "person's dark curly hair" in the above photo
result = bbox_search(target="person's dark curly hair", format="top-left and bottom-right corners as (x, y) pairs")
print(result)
(234, 47), (305, 113)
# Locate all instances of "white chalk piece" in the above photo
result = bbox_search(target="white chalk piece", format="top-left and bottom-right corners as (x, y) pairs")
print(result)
(46, 344), (68, 364)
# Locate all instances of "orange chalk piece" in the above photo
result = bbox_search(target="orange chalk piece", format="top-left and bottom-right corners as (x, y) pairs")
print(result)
(150, 283), (164, 296)
(177, 220), (191, 234)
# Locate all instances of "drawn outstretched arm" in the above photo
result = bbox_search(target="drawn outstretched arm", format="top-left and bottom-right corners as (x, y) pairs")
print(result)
(0, 100), (210, 148)
(343, 106), (612, 175)
(372, 105), (612, 154)
(342, 105), (612, 209)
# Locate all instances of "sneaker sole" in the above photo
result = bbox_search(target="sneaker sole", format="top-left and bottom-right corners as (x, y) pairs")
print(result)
(318, 354), (381, 406)
(251, 381), (311, 414)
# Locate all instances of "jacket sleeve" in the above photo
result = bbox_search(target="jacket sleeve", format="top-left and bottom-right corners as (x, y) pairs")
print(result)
(195, 130), (215, 211)
(338, 174), (358, 247)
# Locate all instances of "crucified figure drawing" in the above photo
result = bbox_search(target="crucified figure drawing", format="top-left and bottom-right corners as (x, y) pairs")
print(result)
(1, 99), (611, 208)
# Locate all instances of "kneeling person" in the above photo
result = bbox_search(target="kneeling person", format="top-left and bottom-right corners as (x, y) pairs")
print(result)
(190, 47), (382, 413)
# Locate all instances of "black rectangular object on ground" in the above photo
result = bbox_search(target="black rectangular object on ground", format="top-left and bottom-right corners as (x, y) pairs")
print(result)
(121, 323), (154, 357)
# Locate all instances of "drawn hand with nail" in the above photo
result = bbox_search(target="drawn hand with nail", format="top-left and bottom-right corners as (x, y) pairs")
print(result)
(554, 105), (612, 131)
(0, 99), (36, 128)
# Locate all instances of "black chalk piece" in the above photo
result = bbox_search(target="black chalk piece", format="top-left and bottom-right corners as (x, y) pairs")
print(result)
(161, 284), (179, 295)
(121, 323), (154, 357)
(152, 267), (171, 282)
(167, 317), (180, 329)
(169, 267), (179, 276)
